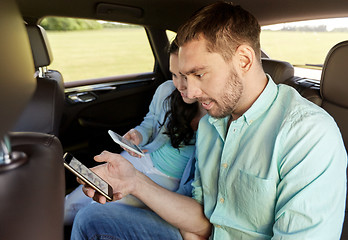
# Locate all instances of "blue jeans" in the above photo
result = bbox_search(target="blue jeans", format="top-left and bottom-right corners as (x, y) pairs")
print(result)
(71, 202), (183, 240)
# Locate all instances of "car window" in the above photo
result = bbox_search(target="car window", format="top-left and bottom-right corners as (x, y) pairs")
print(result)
(261, 17), (348, 80)
(40, 17), (154, 82)
(166, 30), (176, 42)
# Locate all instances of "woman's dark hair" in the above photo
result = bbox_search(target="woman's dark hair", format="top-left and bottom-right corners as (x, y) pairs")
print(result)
(162, 38), (199, 148)
(164, 89), (198, 148)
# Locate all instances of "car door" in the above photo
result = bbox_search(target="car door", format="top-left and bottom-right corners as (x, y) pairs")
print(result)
(60, 73), (160, 165)
(41, 18), (172, 190)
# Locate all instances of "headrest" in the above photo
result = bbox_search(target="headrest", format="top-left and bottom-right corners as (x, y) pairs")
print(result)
(0, 0), (36, 139)
(26, 25), (53, 68)
(320, 40), (348, 108)
(262, 58), (294, 84)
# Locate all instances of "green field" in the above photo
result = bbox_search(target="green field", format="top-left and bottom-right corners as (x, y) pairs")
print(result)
(46, 28), (155, 82)
(261, 30), (348, 66)
(45, 29), (348, 82)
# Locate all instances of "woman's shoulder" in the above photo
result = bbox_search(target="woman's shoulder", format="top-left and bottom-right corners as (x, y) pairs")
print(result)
(153, 80), (176, 100)
(157, 80), (175, 93)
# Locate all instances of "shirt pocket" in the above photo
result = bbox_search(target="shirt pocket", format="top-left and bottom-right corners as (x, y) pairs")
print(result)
(229, 169), (277, 234)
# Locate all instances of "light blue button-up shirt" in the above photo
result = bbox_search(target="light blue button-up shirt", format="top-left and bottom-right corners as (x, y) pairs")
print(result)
(193, 77), (347, 239)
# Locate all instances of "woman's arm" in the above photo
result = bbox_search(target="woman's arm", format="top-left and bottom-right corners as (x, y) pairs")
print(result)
(134, 81), (175, 146)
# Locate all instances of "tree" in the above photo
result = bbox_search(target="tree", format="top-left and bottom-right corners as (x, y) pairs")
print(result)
(40, 17), (103, 31)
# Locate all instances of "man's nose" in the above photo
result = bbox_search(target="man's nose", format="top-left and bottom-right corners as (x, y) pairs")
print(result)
(176, 78), (186, 91)
(186, 79), (202, 99)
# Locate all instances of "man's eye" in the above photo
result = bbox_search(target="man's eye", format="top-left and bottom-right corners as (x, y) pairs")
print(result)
(197, 73), (205, 78)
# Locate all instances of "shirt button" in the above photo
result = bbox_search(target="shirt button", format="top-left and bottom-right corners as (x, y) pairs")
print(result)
(233, 128), (236, 132)
(216, 225), (222, 228)
(222, 163), (228, 169)
(219, 197), (225, 204)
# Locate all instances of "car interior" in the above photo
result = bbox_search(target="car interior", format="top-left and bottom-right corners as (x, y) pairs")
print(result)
(12, 25), (65, 136)
(1, 0), (348, 239)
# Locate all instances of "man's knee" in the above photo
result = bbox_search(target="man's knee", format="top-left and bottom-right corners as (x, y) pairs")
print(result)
(72, 203), (182, 240)
(72, 203), (107, 235)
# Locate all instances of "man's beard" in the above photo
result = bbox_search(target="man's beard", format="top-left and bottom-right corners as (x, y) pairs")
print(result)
(204, 71), (243, 119)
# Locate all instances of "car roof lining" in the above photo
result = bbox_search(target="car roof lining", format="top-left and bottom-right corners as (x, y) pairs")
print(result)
(17, 0), (348, 30)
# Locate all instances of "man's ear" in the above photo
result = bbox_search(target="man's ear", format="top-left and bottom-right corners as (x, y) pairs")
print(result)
(236, 45), (254, 72)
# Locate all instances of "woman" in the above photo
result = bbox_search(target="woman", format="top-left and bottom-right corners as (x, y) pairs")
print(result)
(64, 38), (206, 224)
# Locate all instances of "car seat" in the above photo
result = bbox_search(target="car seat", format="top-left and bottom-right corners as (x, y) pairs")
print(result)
(262, 58), (322, 106)
(12, 25), (65, 136)
(0, 1), (65, 239)
(261, 58), (294, 84)
(319, 40), (348, 239)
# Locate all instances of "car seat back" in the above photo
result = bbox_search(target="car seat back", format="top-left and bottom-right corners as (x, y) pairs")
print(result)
(320, 40), (348, 239)
(262, 58), (322, 106)
(320, 40), (348, 151)
(0, 1), (65, 240)
(262, 58), (294, 84)
(12, 25), (64, 136)
(0, 1), (36, 138)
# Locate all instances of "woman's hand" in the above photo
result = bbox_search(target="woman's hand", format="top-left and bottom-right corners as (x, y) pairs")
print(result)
(123, 129), (142, 145)
(122, 129), (146, 157)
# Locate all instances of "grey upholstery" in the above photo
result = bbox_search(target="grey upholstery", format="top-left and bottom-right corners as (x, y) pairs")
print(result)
(320, 40), (348, 151)
(261, 58), (294, 84)
(297, 85), (322, 106)
(26, 25), (53, 68)
(320, 40), (348, 240)
(262, 58), (322, 106)
(13, 71), (65, 136)
(12, 25), (64, 136)
(0, 1), (65, 240)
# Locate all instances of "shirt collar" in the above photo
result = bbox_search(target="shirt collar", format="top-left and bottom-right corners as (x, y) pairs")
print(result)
(208, 74), (277, 127)
(243, 74), (277, 125)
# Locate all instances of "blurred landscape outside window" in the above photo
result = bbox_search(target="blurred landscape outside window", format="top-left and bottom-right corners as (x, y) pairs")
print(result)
(41, 17), (348, 82)
(261, 17), (348, 81)
(41, 17), (154, 82)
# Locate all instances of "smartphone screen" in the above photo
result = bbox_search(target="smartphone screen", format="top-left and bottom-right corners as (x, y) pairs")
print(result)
(63, 152), (113, 201)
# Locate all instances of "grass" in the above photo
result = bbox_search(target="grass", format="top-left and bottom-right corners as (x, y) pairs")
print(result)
(45, 28), (348, 82)
(46, 28), (154, 82)
(261, 30), (348, 66)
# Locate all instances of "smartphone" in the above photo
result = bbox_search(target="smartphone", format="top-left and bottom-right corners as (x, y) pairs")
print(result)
(108, 130), (145, 157)
(63, 152), (113, 201)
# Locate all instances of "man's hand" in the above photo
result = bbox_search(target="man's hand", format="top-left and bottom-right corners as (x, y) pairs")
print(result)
(79, 151), (138, 204)
(180, 229), (208, 240)
(78, 151), (211, 238)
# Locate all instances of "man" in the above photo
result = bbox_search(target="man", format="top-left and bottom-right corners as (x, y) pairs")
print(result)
(72, 2), (347, 239)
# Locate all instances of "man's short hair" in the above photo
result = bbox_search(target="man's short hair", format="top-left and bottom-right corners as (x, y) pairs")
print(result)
(177, 1), (261, 61)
